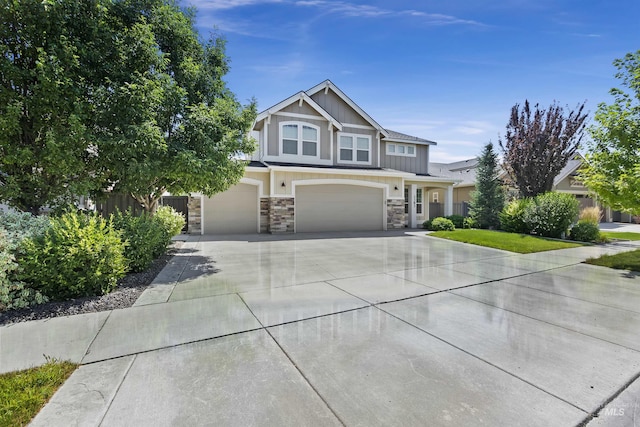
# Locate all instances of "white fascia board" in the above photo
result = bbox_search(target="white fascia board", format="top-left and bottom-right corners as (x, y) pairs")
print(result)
(255, 91), (343, 131)
(406, 175), (462, 185)
(245, 167), (269, 173)
(267, 165), (409, 178)
(384, 138), (436, 146)
(305, 80), (389, 138)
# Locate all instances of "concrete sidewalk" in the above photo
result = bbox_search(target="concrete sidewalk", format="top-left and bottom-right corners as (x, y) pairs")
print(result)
(2, 232), (639, 426)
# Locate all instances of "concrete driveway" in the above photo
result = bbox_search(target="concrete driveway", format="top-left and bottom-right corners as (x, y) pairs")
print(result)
(4, 231), (640, 426)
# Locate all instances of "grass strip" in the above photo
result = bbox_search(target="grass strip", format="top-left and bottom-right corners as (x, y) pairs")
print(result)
(0, 359), (77, 426)
(585, 249), (640, 272)
(429, 229), (582, 253)
(600, 231), (640, 241)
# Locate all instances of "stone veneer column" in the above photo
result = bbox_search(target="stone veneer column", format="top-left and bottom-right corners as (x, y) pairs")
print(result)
(187, 196), (202, 234)
(260, 198), (269, 233)
(269, 197), (295, 233)
(387, 199), (405, 229)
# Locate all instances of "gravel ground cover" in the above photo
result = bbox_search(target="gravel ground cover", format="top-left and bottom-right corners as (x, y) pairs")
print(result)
(0, 241), (183, 326)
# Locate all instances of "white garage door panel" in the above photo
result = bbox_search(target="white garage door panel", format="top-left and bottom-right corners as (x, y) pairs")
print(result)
(296, 185), (383, 232)
(203, 184), (258, 234)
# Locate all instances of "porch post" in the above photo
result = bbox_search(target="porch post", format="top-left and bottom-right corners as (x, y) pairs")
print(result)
(409, 184), (417, 228)
(445, 185), (453, 216)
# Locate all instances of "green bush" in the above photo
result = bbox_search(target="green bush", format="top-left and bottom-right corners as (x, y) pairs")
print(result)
(18, 212), (127, 300)
(463, 217), (477, 229)
(153, 206), (185, 239)
(0, 212), (50, 311)
(523, 192), (579, 238)
(570, 220), (601, 242)
(430, 217), (455, 231)
(446, 215), (465, 229)
(112, 210), (166, 272)
(422, 219), (432, 230)
(500, 199), (531, 234)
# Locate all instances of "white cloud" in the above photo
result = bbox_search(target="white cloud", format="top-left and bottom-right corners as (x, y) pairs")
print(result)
(188, 0), (284, 11)
(294, 1), (484, 25)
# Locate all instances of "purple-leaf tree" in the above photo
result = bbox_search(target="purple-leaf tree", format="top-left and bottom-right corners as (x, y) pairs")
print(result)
(499, 100), (588, 198)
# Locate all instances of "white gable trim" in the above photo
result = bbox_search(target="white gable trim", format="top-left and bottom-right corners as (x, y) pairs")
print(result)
(255, 91), (343, 131)
(306, 80), (389, 138)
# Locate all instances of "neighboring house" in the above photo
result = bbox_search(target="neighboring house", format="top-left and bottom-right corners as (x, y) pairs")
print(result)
(428, 154), (606, 219)
(187, 80), (459, 234)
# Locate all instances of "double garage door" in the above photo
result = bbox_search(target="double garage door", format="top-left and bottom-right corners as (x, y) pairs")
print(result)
(202, 183), (384, 234)
(296, 184), (384, 232)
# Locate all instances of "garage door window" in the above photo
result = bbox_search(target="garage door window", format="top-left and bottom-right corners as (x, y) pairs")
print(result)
(338, 133), (371, 165)
(281, 122), (319, 158)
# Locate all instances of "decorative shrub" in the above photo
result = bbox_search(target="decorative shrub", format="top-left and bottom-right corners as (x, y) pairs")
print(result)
(569, 220), (601, 242)
(18, 212), (127, 300)
(153, 206), (185, 242)
(0, 212), (50, 311)
(446, 215), (465, 229)
(463, 217), (477, 229)
(112, 210), (166, 272)
(429, 217), (455, 231)
(422, 219), (432, 230)
(499, 199), (531, 234)
(523, 192), (579, 238)
(579, 206), (602, 225)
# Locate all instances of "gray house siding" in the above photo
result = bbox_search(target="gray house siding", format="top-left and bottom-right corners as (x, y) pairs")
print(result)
(380, 142), (429, 174)
(310, 92), (369, 126)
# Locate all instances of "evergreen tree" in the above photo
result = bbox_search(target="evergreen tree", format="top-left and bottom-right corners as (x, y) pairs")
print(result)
(469, 143), (505, 229)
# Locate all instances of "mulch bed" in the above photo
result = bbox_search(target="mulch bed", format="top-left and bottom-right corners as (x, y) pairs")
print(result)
(0, 241), (183, 326)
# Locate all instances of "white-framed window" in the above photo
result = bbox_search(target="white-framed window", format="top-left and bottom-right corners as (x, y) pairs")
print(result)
(416, 188), (423, 214)
(387, 143), (416, 157)
(338, 133), (371, 164)
(280, 122), (319, 158)
(432, 192), (439, 203)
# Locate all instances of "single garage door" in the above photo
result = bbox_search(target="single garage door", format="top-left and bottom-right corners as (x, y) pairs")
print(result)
(202, 183), (258, 234)
(296, 184), (384, 232)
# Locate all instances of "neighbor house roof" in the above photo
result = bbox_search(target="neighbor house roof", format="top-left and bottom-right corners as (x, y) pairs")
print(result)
(553, 157), (584, 186)
(429, 159), (479, 187)
(384, 129), (436, 146)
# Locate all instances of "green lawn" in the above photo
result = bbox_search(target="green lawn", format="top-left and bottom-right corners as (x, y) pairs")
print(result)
(600, 231), (640, 241)
(0, 360), (77, 427)
(586, 249), (640, 272)
(428, 229), (583, 253)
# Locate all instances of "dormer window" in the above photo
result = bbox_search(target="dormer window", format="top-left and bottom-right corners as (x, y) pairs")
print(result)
(281, 122), (319, 158)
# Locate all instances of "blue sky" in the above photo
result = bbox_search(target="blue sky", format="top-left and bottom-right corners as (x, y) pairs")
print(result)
(187, 0), (640, 162)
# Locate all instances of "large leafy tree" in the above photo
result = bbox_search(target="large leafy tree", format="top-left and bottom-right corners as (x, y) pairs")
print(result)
(580, 50), (640, 215)
(499, 100), (588, 198)
(95, 0), (256, 214)
(0, 0), (256, 215)
(0, 0), (110, 214)
(469, 143), (504, 229)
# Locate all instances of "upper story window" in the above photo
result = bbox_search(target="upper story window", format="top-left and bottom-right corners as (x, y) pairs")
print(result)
(281, 122), (319, 158)
(338, 133), (371, 165)
(387, 143), (416, 157)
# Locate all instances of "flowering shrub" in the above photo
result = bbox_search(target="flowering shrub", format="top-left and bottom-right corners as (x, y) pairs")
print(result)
(523, 192), (579, 238)
(153, 206), (185, 240)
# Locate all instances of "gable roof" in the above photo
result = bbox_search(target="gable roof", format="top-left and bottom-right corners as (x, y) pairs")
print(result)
(384, 129), (436, 146)
(305, 80), (390, 137)
(553, 155), (585, 186)
(255, 91), (343, 131)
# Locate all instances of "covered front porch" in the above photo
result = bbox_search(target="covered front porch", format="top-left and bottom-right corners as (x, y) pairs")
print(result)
(403, 177), (459, 228)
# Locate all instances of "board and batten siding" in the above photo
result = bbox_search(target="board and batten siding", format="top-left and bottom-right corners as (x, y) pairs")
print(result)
(267, 114), (331, 160)
(380, 142), (429, 175)
(310, 91), (369, 126)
